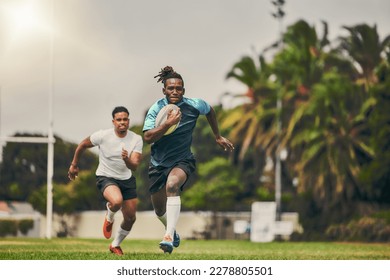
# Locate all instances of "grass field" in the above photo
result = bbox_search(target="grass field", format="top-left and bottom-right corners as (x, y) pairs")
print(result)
(0, 238), (389, 260)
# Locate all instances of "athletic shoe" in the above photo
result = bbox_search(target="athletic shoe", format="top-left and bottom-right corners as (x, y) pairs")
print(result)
(109, 245), (123, 256)
(159, 240), (174, 254)
(173, 231), (180, 248)
(103, 217), (113, 239)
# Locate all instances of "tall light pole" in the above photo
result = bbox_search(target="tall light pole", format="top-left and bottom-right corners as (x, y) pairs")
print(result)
(271, 0), (285, 221)
(46, 0), (55, 239)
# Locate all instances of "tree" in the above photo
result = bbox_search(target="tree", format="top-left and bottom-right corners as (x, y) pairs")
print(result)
(0, 133), (98, 206)
(223, 20), (333, 214)
(223, 55), (276, 200)
(285, 71), (373, 217)
(29, 171), (103, 214)
(223, 19), (390, 235)
(337, 24), (390, 88)
(224, 55), (276, 159)
(360, 54), (390, 202)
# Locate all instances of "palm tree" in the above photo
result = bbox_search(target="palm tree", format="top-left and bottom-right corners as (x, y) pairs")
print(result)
(278, 22), (390, 226)
(223, 20), (388, 226)
(337, 24), (390, 88)
(223, 54), (275, 161)
(224, 20), (331, 162)
(269, 19), (331, 184)
(222, 54), (278, 200)
(223, 20), (332, 204)
(359, 46), (390, 202)
(284, 70), (374, 218)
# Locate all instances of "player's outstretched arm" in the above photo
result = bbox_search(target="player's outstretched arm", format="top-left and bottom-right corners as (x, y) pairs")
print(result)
(206, 107), (234, 152)
(68, 137), (94, 180)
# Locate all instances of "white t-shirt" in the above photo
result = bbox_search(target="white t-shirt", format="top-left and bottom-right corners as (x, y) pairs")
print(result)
(90, 128), (143, 180)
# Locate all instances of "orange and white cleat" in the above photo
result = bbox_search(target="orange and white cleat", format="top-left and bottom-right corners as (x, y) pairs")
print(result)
(103, 217), (113, 239)
(109, 245), (123, 256)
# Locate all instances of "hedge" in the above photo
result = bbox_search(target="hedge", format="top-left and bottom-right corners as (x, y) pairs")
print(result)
(0, 219), (34, 237)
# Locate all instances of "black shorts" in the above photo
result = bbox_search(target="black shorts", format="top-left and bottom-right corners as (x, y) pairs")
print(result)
(96, 176), (137, 200)
(148, 158), (196, 194)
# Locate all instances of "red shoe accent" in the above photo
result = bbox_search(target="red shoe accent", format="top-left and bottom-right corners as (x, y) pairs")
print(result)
(103, 217), (113, 239)
(109, 245), (123, 256)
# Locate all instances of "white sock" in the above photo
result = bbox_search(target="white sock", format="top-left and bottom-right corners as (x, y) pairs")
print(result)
(106, 202), (116, 223)
(157, 213), (167, 228)
(111, 227), (130, 247)
(165, 196), (181, 240)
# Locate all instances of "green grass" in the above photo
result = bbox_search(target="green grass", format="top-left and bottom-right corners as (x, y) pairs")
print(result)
(0, 238), (389, 260)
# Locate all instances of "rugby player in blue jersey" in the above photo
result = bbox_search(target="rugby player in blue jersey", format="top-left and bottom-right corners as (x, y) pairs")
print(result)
(143, 66), (234, 253)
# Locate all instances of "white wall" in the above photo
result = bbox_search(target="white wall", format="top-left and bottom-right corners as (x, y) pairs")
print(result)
(41, 211), (212, 239)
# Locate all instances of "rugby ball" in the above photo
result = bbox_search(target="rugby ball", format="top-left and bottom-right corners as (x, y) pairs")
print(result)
(155, 104), (180, 135)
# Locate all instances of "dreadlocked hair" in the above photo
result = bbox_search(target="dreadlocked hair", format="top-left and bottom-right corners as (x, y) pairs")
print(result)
(154, 66), (184, 86)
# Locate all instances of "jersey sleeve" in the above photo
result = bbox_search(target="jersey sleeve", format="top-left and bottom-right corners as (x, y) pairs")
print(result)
(133, 134), (143, 153)
(143, 100), (165, 131)
(90, 129), (104, 146)
(187, 98), (211, 115)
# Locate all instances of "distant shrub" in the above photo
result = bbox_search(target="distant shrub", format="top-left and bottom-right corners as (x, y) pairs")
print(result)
(0, 220), (18, 237)
(372, 210), (390, 224)
(325, 216), (390, 242)
(0, 219), (34, 236)
(18, 219), (34, 235)
(325, 224), (350, 241)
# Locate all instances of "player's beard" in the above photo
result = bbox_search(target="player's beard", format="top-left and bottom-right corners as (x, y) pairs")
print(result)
(117, 125), (128, 135)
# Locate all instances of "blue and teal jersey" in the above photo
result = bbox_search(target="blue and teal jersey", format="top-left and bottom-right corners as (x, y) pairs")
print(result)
(143, 97), (211, 167)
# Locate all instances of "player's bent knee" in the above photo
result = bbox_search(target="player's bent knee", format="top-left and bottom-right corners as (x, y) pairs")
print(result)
(166, 184), (179, 195)
(110, 200), (123, 210)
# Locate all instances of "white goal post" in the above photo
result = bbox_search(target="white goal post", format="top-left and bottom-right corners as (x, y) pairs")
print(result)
(0, 0), (56, 240)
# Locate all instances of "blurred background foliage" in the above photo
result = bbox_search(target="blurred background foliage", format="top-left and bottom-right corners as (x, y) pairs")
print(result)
(1, 18), (389, 241)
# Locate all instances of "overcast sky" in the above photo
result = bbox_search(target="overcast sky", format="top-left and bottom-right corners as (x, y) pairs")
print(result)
(0, 0), (389, 145)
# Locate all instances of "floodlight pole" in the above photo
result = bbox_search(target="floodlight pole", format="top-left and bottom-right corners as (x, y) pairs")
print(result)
(275, 34), (284, 222)
(272, 0), (285, 222)
(275, 99), (282, 221)
(46, 0), (55, 240)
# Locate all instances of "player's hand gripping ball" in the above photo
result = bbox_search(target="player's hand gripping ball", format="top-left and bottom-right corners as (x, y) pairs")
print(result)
(155, 104), (180, 135)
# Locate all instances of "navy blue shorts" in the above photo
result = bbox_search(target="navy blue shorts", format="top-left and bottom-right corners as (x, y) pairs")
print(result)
(148, 158), (196, 194)
(96, 176), (137, 200)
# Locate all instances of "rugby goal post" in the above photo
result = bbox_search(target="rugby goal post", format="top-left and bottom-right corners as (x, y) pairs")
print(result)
(0, 0), (56, 239)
